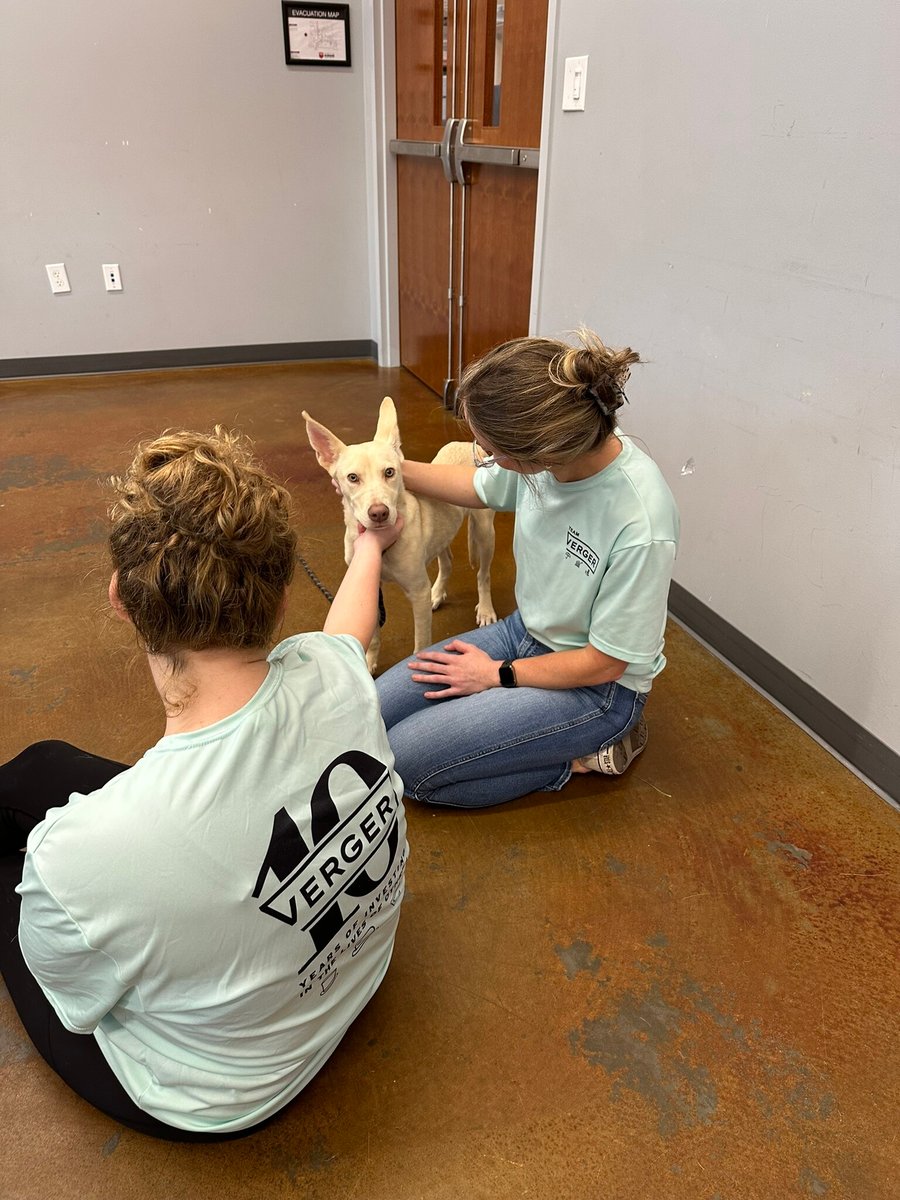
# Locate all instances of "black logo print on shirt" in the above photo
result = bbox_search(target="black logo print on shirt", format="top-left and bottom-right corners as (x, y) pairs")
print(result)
(566, 526), (599, 575)
(252, 749), (401, 974)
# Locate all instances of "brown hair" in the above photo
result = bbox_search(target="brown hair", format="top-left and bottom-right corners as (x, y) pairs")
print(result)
(456, 327), (641, 468)
(108, 428), (296, 656)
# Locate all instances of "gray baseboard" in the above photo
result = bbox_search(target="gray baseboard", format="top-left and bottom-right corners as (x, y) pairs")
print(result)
(0, 340), (378, 380)
(668, 581), (899, 804)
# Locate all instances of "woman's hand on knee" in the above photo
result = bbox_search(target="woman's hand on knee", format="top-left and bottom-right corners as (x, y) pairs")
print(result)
(407, 639), (499, 699)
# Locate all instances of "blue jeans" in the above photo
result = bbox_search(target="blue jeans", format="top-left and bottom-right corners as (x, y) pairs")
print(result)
(375, 611), (647, 809)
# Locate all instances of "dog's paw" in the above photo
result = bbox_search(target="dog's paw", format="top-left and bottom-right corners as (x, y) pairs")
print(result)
(430, 586), (448, 611)
(475, 604), (498, 626)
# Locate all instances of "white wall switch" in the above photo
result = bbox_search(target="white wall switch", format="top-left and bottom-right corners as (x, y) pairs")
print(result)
(562, 55), (589, 112)
(46, 263), (71, 294)
(103, 263), (123, 291)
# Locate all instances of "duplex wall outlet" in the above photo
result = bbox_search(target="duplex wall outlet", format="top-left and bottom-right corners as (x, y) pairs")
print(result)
(103, 263), (123, 291)
(46, 263), (71, 294)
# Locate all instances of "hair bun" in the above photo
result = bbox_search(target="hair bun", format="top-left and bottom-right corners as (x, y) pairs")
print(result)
(108, 427), (297, 656)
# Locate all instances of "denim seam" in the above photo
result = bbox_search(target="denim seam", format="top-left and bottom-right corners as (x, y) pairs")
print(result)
(523, 691), (645, 797)
(410, 704), (623, 801)
(516, 632), (549, 658)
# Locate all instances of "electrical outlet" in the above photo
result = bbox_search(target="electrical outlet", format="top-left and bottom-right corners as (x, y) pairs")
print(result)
(102, 263), (123, 291)
(46, 263), (71, 294)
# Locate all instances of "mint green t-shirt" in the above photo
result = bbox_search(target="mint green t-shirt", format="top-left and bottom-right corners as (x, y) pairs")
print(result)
(473, 436), (679, 693)
(17, 633), (408, 1133)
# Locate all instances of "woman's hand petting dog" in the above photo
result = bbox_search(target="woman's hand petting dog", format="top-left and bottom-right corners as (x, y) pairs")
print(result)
(354, 516), (404, 555)
(407, 639), (499, 699)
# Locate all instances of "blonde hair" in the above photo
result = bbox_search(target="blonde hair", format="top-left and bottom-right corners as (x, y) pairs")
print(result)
(456, 328), (641, 467)
(108, 428), (296, 656)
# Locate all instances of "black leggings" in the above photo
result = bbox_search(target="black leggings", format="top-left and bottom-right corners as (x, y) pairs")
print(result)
(0, 741), (268, 1142)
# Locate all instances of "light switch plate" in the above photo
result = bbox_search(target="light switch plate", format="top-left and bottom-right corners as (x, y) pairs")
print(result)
(562, 55), (589, 111)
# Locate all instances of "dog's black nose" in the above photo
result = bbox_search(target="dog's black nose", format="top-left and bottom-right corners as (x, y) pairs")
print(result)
(368, 505), (389, 524)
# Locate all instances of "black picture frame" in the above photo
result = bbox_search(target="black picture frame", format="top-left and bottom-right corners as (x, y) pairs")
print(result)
(282, 3), (352, 68)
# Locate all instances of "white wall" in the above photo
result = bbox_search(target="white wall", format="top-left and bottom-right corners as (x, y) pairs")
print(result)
(534, 1), (899, 754)
(0, 1), (372, 360)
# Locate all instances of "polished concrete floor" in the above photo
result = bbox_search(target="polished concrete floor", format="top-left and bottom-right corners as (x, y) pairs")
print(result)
(0, 362), (897, 1200)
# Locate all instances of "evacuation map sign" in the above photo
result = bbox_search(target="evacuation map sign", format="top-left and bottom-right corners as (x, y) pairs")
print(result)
(282, 4), (351, 67)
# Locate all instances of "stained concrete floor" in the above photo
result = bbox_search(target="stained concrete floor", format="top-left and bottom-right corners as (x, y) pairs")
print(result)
(0, 362), (897, 1200)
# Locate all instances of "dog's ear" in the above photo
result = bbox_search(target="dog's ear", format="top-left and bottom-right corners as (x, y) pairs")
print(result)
(302, 411), (347, 473)
(374, 397), (402, 453)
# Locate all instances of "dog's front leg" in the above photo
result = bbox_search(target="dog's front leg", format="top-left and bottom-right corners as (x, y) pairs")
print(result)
(365, 625), (381, 674)
(403, 575), (435, 654)
(342, 525), (358, 568)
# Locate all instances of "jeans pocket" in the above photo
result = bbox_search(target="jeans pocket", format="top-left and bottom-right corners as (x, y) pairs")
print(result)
(517, 633), (555, 660)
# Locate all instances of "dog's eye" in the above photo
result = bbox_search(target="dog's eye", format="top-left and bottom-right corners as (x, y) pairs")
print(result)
(384, 467), (395, 478)
(346, 473), (359, 484)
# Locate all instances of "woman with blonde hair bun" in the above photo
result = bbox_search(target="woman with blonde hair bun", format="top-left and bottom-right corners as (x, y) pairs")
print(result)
(375, 328), (680, 808)
(0, 427), (408, 1140)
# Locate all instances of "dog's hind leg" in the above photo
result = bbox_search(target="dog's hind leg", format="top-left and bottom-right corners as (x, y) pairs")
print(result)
(430, 547), (453, 611)
(468, 509), (498, 626)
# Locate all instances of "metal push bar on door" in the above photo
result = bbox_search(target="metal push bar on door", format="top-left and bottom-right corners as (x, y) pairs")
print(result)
(390, 123), (539, 405)
(389, 124), (540, 178)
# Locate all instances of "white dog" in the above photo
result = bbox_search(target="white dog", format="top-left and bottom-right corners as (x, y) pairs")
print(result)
(303, 397), (497, 671)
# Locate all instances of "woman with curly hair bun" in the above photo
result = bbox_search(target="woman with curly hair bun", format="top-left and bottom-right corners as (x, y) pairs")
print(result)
(0, 427), (408, 1140)
(376, 329), (680, 808)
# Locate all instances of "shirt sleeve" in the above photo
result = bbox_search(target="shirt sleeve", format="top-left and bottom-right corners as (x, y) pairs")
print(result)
(307, 631), (368, 667)
(16, 852), (126, 1034)
(588, 540), (677, 663)
(472, 465), (519, 512)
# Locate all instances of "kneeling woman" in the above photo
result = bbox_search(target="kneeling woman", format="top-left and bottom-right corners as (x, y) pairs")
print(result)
(0, 428), (407, 1139)
(375, 329), (680, 809)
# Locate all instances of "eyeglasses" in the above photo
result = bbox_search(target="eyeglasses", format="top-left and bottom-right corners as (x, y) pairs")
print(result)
(472, 444), (496, 469)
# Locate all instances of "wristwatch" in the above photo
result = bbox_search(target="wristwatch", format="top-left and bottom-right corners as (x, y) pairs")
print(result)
(499, 659), (518, 688)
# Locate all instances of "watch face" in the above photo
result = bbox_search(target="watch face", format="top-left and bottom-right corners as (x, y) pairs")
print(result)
(499, 662), (516, 687)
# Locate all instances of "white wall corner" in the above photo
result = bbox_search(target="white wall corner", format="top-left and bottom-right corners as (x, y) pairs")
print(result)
(363, 0), (400, 366)
(529, 0), (561, 337)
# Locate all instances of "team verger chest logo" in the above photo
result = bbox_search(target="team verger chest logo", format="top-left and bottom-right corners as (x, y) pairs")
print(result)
(566, 526), (599, 575)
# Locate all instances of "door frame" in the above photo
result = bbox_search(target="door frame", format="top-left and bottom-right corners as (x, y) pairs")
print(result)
(361, 2), (400, 367)
(362, 1), (561, 368)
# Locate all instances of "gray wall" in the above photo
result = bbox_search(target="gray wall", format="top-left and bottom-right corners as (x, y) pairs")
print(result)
(1, 1), (371, 360)
(534, 1), (900, 757)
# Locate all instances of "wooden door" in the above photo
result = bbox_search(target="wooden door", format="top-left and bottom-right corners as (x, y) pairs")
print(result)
(394, 0), (549, 402)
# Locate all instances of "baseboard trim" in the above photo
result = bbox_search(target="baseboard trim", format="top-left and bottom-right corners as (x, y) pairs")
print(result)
(668, 581), (899, 804)
(0, 340), (378, 380)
